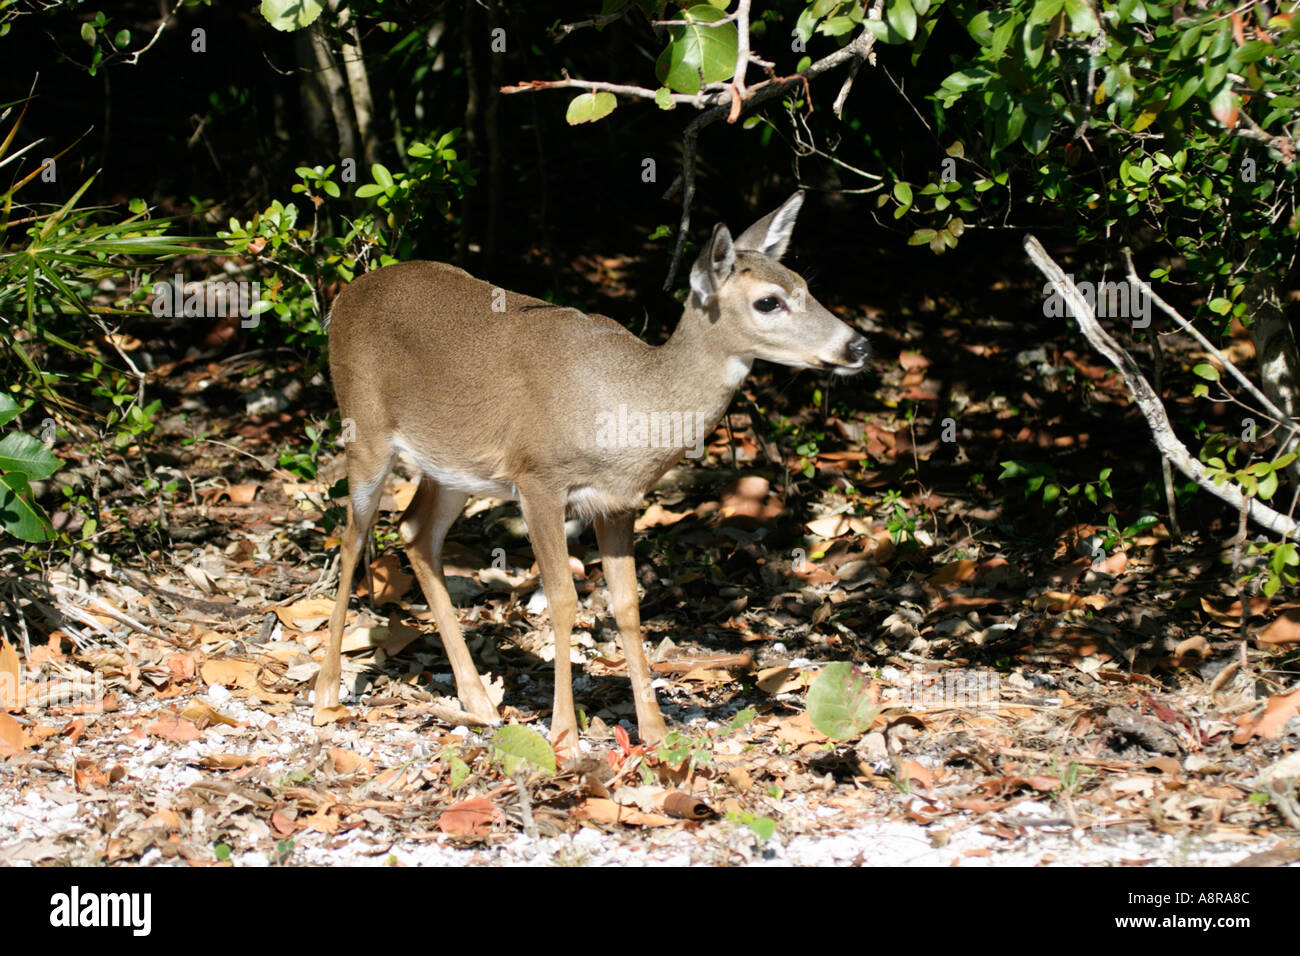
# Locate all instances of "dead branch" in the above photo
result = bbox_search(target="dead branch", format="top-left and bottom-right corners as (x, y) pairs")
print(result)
(1024, 234), (1298, 538)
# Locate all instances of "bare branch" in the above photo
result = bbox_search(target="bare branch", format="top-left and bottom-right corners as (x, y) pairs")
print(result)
(120, 0), (186, 66)
(1123, 248), (1296, 432)
(551, 10), (632, 41)
(1026, 235), (1298, 538)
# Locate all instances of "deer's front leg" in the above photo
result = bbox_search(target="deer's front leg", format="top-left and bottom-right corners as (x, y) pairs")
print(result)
(518, 483), (582, 758)
(595, 510), (667, 745)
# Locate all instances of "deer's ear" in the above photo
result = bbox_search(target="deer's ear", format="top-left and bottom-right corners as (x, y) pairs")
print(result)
(690, 222), (735, 308)
(734, 191), (804, 260)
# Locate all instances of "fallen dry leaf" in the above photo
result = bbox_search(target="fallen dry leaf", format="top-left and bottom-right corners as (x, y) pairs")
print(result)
(181, 700), (241, 728)
(928, 559), (977, 586)
(146, 713), (203, 742)
(356, 554), (413, 605)
(1201, 595), (1271, 627)
(806, 514), (852, 538)
(199, 754), (253, 771)
(756, 665), (803, 695)
(636, 503), (691, 530)
(660, 790), (714, 820)
(898, 760), (935, 792)
(200, 658), (292, 703)
(1257, 608), (1300, 645)
(312, 704), (351, 727)
(775, 712), (827, 747)
(574, 797), (676, 828)
(275, 597), (337, 630)
(0, 712), (24, 757)
(328, 748), (375, 775)
(1244, 689), (1300, 741)
(438, 796), (501, 835)
(0, 639), (19, 712)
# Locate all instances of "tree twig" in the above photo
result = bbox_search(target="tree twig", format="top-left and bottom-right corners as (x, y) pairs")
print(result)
(1027, 236), (1297, 537)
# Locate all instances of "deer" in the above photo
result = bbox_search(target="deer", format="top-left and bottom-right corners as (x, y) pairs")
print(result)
(314, 191), (869, 756)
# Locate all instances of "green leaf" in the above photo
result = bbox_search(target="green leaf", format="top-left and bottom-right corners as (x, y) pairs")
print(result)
(0, 472), (54, 542)
(565, 91), (618, 125)
(490, 725), (557, 775)
(820, 15), (857, 37)
(1258, 468), (1278, 501)
(654, 5), (739, 94)
(371, 163), (394, 189)
(885, 0), (918, 41)
(807, 663), (879, 741)
(1028, 0), (1065, 27)
(0, 432), (61, 481)
(260, 0), (324, 32)
(1192, 362), (1220, 382)
(80, 21), (95, 44)
(1063, 0), (1099, 35)
(941, 67), (996, 93)
(0, 395), (19, 429)
(448, 755), (470, 788)
(654, 87), (674, 110)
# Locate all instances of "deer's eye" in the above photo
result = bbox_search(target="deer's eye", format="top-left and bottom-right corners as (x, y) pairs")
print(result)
(754, 296), (783, 313)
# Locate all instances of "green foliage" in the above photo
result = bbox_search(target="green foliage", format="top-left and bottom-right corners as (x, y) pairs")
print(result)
(800, 1), (876, 45)
(999, 461), (1114, 514)
(1246, 538), (1299, 597)
(656, 728), (715, 772)
(655, 706), (755, 772)
(219, 133), (473, 356)
(655, 5), (739, 94)
(1098, 512), (1159, 556)
(260, 0), (324, 32)
(270, 839), (294, 865)
(726, 808), (777, 841)
(891, 0), (1299, 333)
(806, 662), (879, 741)
(566, 91), (618, 125)
(448, 753), (471, 789)
(490, 724), (557, 776)
(1199, 434), (1295, 502)
(881, 487), (926, 548)
(0, 394), (61, 542)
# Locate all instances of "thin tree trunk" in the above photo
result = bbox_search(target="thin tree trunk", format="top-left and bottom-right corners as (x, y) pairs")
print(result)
(457, 0), (478, 267)
(1244, 274), (1300, 479)
(332, 0), (378, 169)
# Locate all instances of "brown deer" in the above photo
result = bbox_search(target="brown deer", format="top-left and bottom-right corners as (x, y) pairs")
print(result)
(315, 192), (869, 755)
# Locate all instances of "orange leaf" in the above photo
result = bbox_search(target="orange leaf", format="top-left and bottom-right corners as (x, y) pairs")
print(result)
(897, 759), (935, 792)
(1254, 689), (1300, 740)
(928, 559), (977, 587)
(147, 713), (202, 742)
(573, 797), (676, 828)
(0, 639), (19, 712)
(328, 748), (375, 775)
(1257, 608), (1300, 645)
(0, 712), (24, 757)
(312, 704), (351, 726)
(356, 554), (413, 606)
(438, 796), (500, 835)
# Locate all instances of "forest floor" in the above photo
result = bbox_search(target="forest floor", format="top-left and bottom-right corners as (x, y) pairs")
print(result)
(1, 245), (1299, 868)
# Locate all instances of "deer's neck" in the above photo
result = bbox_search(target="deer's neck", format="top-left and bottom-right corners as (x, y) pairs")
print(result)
(641, 303), (751, 427)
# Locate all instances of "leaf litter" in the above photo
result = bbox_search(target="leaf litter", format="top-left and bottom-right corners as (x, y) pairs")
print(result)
(1, 299), (1298, 868)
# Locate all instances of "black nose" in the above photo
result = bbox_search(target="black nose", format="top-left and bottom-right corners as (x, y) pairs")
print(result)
(848, 336), (871, 362)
